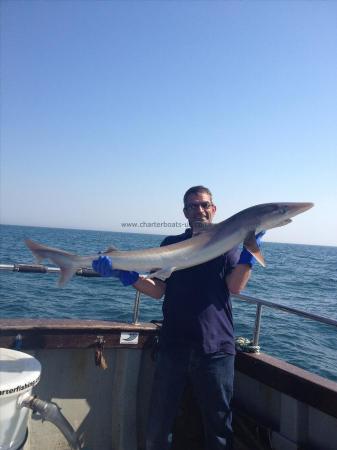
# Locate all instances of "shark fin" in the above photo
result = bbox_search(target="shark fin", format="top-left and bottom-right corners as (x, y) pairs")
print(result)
(58, 266), (77, 287)
(243, 232), (266, 267)
(25, 239), (47, 264)
(146, 267), (177, 281)
(33, 253), (45, 264)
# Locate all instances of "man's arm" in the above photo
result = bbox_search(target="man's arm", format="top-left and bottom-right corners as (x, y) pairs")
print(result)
(226, 265), (251, 295)
(132, 276), (166, 300)
(226, 231), (266, 295)
(92, 254), (166, 299)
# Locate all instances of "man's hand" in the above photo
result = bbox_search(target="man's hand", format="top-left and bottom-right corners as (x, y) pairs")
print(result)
(237, 231), (266, 267)
(92, 256), (139, 286)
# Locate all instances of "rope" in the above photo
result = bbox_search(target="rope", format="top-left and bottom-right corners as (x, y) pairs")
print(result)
(235, 337), (260, 353)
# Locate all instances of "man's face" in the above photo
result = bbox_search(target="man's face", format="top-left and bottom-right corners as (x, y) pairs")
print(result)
(183, 192), (217, 230)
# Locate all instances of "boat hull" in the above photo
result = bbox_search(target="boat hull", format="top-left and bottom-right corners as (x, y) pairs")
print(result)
(0, 319), (336, 450)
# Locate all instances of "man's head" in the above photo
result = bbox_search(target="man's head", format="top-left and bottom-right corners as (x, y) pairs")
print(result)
(183, 185), (217, 231)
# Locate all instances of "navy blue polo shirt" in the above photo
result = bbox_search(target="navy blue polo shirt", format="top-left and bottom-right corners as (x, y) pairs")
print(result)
(159, 229), (240, 355)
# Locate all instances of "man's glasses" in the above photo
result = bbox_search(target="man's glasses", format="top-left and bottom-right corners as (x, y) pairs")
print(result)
(185, 201), (213, 211)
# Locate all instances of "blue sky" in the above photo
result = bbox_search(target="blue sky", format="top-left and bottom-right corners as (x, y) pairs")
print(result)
(1, 1), (336, 246)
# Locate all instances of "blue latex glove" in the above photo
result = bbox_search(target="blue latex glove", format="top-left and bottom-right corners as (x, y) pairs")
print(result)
(237, 231), (266, 267)
(92, 255), (139, 286)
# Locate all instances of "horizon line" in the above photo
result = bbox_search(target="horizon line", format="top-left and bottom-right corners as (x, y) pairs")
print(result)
(1, 222), (336, 249)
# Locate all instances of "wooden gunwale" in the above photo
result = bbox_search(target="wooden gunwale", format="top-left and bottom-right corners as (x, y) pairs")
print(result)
(0, 319), (159, 349)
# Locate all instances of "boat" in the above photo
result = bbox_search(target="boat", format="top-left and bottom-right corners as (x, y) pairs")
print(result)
(1, 286), (336, 450)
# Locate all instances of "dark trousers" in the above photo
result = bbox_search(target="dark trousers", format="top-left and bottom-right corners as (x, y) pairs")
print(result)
(146, 348), (235, 450)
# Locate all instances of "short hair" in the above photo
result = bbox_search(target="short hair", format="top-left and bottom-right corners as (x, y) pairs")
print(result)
(183, 185), (213, 206)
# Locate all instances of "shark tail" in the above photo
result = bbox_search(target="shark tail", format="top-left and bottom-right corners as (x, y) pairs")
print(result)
(24, 239), (80, 287)
(57, 266), (78, 287)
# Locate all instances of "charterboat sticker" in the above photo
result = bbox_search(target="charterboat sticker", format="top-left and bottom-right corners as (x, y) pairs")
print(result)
(120, 332), (139, 345)
(0, 376), (41, 396)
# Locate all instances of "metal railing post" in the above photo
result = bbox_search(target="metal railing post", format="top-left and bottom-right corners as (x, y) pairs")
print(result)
(132, 290), (141, 324)
(253, 303), (263, 346)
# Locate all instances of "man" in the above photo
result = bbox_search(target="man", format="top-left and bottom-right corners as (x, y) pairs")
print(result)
(92, 186), (264, 450)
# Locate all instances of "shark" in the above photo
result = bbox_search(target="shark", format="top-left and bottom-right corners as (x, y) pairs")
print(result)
(25, 202), (313, 286)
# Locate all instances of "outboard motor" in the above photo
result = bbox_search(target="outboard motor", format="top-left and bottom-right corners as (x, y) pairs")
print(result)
(0, 348), (81, 450)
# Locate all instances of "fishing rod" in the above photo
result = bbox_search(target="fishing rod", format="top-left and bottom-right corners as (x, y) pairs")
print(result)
(0, 263), (100, 277)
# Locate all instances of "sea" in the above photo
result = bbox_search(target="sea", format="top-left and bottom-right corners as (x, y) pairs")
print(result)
(0, 224), (336, 382)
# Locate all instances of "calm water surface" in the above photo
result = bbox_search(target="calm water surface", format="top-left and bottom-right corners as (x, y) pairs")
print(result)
(1, 224), (336, 382)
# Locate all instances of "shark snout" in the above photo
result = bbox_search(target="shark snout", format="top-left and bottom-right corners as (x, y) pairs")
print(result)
(286, 202), (314, 218)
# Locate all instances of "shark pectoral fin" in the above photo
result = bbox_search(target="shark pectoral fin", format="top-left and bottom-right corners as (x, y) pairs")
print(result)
(243, 232), (266, 267)
(146, 267), (177, 281)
